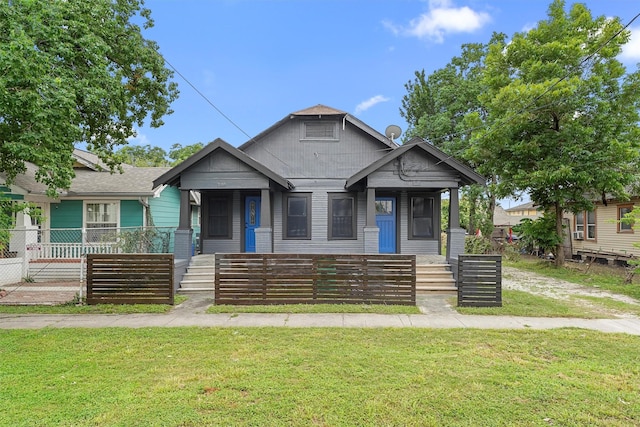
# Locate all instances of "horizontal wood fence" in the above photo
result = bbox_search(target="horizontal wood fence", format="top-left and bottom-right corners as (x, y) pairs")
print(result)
(87, 254), (174, 305)
(215, 253), (416, 305)
(457, 255), (502, 307)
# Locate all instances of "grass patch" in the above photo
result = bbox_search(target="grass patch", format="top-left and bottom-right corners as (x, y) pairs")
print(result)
(207, 303), (420, 314)
(571, 295), (640, 317)
(454, 290), (611, 318)
(506, 258), (640, 300)
(1, 328), (639, 426)
(0, 295), (187, 314)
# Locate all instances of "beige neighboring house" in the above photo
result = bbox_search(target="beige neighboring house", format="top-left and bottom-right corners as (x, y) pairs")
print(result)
(493, 201), (542, 240)
(567, 197), (637, 264)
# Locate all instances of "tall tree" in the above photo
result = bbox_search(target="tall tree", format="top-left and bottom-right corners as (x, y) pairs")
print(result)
(116, 145), (170, 167)
(468, 0), (640, 265)
(400, 35), (504, 235)
(168, 142), (204, 166)
(0, 0), (179, 196)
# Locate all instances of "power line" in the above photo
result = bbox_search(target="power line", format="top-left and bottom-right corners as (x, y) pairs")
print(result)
(162, 57), (254, 142)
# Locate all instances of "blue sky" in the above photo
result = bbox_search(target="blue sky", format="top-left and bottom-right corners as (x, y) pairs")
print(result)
(134, 0), (640, 154)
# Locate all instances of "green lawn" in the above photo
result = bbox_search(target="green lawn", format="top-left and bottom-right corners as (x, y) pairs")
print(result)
(1, 328), (638, 426)
(0, 295), (188, 314)
(207, 303), (420, 314)
(455, 289), (616, 318)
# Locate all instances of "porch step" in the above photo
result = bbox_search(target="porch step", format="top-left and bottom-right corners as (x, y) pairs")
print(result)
(416, 264), (457, 294)
(178, 255), (215, 293)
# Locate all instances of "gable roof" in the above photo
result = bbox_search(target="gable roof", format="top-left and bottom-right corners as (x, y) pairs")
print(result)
(2, 149), (166, 197)
(152, 138), (293, 190)
(346, 137), (485, 188)
(238, 104), (398, 151)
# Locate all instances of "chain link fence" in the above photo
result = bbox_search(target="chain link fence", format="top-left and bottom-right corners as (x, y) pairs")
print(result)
(0, 226), (177, 304)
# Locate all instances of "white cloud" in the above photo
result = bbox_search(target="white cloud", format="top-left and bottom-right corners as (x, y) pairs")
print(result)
(621, 26), (640, 62)
(386, 0), (491, 43)
(354, 95), (390, 115)
(126, 129), (150, 146)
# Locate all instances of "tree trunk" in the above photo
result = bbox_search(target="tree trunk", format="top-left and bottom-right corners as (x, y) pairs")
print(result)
(555, 201), (565, 267)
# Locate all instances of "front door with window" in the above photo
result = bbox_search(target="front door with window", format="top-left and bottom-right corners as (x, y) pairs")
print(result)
(376, 197), (396, 253)
(244, 196), (261, 252)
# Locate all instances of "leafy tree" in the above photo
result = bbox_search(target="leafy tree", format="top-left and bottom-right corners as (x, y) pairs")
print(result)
(400, 36), (504, 234)
(468, 0), (640, 265)
(116, 144), (170, 167)
(168, 143), (204, 166)
(0, 0), (179, 197)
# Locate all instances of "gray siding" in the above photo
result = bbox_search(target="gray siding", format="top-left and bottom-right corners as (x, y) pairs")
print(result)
(272, 184), (366, 254)
(202, 191), (242, 253)
(182, 151), (269, 190)
(368, 153), (461, 189)
(242, 119), (388, 179)
(398, 192), (441, 254)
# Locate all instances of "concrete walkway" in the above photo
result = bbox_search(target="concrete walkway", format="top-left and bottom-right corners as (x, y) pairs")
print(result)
(1, 294), (640, 335)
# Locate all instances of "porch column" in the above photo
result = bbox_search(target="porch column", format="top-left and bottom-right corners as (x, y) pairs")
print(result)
(363, 187), (379, 254)
(174, 189), (193, 261)
(255, 188), (273, 253)
(446, 187), (465, 264)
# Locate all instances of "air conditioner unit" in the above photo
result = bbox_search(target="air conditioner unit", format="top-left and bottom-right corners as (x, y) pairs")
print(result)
(572, 231), (584, 240)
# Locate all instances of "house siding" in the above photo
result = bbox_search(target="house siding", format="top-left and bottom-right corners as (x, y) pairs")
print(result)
(120, 200), (144, 227)
(242, 119), (388, 180)
(272, 186), (366, 254)
(149, 186), (181, 227)
(51, 200), (83, 229)
(202, 190), (242, 253)
(569, 200), (637, 257)
(398, 192), (440, 255)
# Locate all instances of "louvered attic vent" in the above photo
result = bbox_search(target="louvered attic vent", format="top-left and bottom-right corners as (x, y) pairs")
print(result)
(303, 121), (337, 140)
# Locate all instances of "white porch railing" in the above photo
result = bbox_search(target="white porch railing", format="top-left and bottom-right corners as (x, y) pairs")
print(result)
(27, 242), (118, 260)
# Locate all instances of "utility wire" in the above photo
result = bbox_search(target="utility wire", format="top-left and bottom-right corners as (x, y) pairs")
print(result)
(162, 57), (254, 142)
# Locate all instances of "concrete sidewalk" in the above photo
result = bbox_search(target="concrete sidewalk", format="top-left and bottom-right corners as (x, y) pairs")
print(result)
(1, 294), (640, 335)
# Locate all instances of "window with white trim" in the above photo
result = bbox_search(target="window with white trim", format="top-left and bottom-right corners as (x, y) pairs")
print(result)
(85, 202), (118, 242)
(618, 205), (634, 233)
(575, 210), (596, 240)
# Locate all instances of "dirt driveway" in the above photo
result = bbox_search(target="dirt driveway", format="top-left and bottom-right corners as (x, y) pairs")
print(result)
(503, 266), (640, 317)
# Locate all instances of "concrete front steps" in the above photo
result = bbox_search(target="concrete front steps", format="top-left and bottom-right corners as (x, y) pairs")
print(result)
(416, 264), (457, 294)
(178, 254), (215, 294)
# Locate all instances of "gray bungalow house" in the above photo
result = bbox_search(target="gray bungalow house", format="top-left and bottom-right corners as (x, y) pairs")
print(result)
(153, 105), (484, 264)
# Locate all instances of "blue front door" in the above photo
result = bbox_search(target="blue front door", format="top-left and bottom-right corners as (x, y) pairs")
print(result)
(245, 196), (261, 252)
(376, 197), (396, 253)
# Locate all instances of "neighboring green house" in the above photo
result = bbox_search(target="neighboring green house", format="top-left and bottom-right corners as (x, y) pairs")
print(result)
(0, 149), (193, 281)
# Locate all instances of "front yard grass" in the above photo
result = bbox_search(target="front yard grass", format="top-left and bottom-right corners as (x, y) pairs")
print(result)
(1, 327), (638, 426)
(454, 289), (613, 318)
(0, 295), (188, 314)
(207, 303), (420, 314)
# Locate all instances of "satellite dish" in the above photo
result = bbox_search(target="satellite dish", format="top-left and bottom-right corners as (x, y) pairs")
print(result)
(385, 125), (402, 142)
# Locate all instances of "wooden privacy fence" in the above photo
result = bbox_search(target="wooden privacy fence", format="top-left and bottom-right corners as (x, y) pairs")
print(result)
(457, 254), (502, 307)
(215, 253), (416, 305)
(87, 254), (174, 305)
